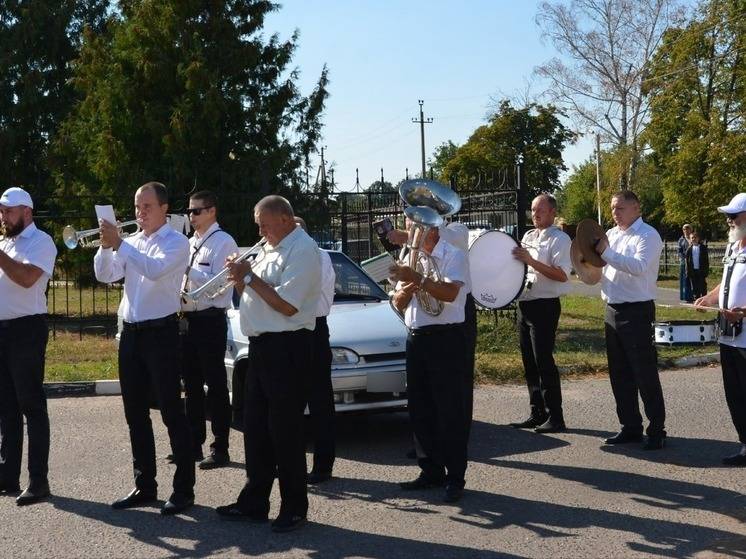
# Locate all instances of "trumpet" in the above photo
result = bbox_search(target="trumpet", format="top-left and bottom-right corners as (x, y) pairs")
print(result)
(62, 219), (140, 249)
(181, 239), (266, 302)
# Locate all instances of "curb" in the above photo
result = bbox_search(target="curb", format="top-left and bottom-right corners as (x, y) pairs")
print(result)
(45, 380), (121, 398)
(669, 352), (720, 369)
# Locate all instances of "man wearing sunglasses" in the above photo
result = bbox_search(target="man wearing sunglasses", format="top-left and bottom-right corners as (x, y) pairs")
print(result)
(181, 191), (238, 470)
(695, 193), (746, 466)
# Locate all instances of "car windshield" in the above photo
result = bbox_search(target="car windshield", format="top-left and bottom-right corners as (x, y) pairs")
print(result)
(329, 252), (387, 301)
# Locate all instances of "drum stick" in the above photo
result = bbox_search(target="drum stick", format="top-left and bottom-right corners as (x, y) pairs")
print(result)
(657, 302), (722, 312)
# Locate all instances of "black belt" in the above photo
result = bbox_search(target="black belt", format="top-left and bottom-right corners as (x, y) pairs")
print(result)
(183, 307), (226, 319)
(122, 313), (178, 331)
(315, 316), (327, 326)
(608, 300), (653, 309)
(408, 323), (463, 336)
(0, 314), (46, 329)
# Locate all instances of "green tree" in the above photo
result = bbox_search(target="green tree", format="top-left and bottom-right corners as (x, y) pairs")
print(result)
(427, 140), (459, 183)
(54, 0), (329, 239)
(643, 0), (746, 234)
(444, 101), (575, 200)
(0, 0), (108, 194)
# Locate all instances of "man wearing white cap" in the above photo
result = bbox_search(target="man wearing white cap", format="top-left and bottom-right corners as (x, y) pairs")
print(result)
(695, 193), (746, 466)
(0, 187), (57, 505)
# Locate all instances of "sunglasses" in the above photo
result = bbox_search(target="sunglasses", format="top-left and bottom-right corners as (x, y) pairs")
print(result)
(186, 206), (213, 216)
(726, 212), (743, 220)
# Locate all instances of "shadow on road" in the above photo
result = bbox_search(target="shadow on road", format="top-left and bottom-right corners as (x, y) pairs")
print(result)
(50, 494), (516, 559)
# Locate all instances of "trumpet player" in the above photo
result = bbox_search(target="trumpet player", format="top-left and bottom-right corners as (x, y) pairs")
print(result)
(180, 190), (238, 470)
(0, 187), (57, 506)
(93, 181), (195, 515)
(216, 195), (320, 533)
(389, 224), (470, 503)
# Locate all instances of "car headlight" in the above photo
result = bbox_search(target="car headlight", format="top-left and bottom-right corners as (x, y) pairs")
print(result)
(331, 347), (359, 365)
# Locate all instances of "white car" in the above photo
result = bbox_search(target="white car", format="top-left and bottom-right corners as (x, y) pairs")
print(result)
(225, 250), (408, 418)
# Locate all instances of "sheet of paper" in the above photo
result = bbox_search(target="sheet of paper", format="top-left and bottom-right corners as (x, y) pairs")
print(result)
(361, 251), (397, 284)
(95, 205), (117, 225)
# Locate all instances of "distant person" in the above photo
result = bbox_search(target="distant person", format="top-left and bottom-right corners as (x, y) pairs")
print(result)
(695, 193), (746, 466)
(685, 231), (709, 300)
(678, 224), (693, 302)
(509, 194), (572, 433)
(0, 187), (57, 506)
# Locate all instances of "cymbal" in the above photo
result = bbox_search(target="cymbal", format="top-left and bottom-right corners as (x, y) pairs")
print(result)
(571, 241), (603, 285)
(573, 219), (607, 268)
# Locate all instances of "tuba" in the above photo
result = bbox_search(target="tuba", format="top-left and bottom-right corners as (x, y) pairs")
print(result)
(394, 179), (461, 316)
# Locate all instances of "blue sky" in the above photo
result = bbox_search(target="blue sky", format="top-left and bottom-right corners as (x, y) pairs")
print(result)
(264, 0), (595, 192)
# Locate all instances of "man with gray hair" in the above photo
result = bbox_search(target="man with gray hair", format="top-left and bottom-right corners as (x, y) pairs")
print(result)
(0, 187), (57, 506)
(217, 195), (321, 532)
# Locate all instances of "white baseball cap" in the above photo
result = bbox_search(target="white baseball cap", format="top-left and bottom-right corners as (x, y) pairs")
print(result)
(0, 187), (34, 209)
(717, 193), (746, 215)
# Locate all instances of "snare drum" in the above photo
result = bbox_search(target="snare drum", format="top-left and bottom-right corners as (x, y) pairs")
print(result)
(468, 230), (527, 309)
(654, 320), (718, 345)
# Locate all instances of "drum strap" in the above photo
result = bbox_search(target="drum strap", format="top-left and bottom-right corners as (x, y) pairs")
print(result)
(720, 242), (743, 338)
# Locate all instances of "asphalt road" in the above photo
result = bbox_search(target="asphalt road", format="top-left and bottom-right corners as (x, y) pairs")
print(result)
(3, 365), (746, 559)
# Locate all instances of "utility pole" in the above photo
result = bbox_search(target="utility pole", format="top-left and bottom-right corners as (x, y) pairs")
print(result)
(329, 168), (335, 193)
(319, 146), (328, 187)
(596, 134), (602, 225)
(412, 100), (432, 178)
(355, 168), (361, 194)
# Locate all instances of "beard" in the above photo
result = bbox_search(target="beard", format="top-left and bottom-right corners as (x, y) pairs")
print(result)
(728, 222), (746, 243)
(1, 219), (24, 238)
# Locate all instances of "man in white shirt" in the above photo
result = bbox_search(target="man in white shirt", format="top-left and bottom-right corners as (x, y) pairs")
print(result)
(0, 187), (56, 506)
(181, 190), (239, 470)
(390, 225), (470, 503)
(510, 194), (572, 433)
(94, 181), (195, 515)
(695, 193), (746, 466)
(216, 196), (320, 533)
(594, 190), (666, 450)
(295, 217), (336, 484)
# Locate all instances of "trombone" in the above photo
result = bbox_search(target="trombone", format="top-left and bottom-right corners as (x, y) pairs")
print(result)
(62, 220), (140, 249)
(181, 239), (266, 302)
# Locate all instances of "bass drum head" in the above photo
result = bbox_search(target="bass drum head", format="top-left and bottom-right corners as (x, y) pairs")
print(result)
(469, 230), (527, 309)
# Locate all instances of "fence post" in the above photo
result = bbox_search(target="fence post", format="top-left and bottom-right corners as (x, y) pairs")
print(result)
(340, 193), (348, 255)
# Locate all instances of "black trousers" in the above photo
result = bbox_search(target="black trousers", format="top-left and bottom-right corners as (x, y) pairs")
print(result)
(407, 325), (468, 487)
(604, 301), (666, 437)
(689, 270), (707, 300)
(719, 344), (746, 444)
(308, 316), (335, 473)
(237, 329), (312, 518)
(464, 294), (477, 437)
(0, 315), (50, 487)
(518, 297), (563, 421)
(119, 318), (195, 497)
(182, 312), (231, 455)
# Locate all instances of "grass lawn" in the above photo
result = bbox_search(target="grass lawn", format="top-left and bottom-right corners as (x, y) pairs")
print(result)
(47, 284), (122, 317)
(656, 270), (722, 291)
(474, 295), (719, 384)
(45, 294), (719, 385)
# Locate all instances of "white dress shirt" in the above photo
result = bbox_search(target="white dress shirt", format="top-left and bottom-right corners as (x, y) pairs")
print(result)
(719, 242), (746, 348)
(691, 245), (701, 269)
(600, 217), (662, 304)
(94, 223), (189, 322)
(404, 238), (468, 329)
(181, 222), (239, 312)
(316, 250), (335, 318)
(518, 225), (572, 301)
(0, 222), (57, 320)
(439, 222), (472, 293)
(240, 226), (321, 337)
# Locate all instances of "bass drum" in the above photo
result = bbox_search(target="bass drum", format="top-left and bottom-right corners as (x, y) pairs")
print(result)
(468, 230), (527, 309)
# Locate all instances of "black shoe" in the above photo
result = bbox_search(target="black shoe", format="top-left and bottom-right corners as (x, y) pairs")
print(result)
(161, 493), (194, 515)
(722, 453), (746, 466)
(216, 503), (269, 523)
(199, 452), (229, 470)
(16, 482), (50, 506)
(0, 480), (21, 494)
(399, 474), (445, 491)
(510, 416), (547, 429)
(307, 471), (332, 485)
(271, 514), (307, 533)
(111, 488), (158, 510)
(643, 435), (666, 451)
(534, 419), (567, 433)
(604, 431), (643, 445)
(443, 484), (464, 503)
